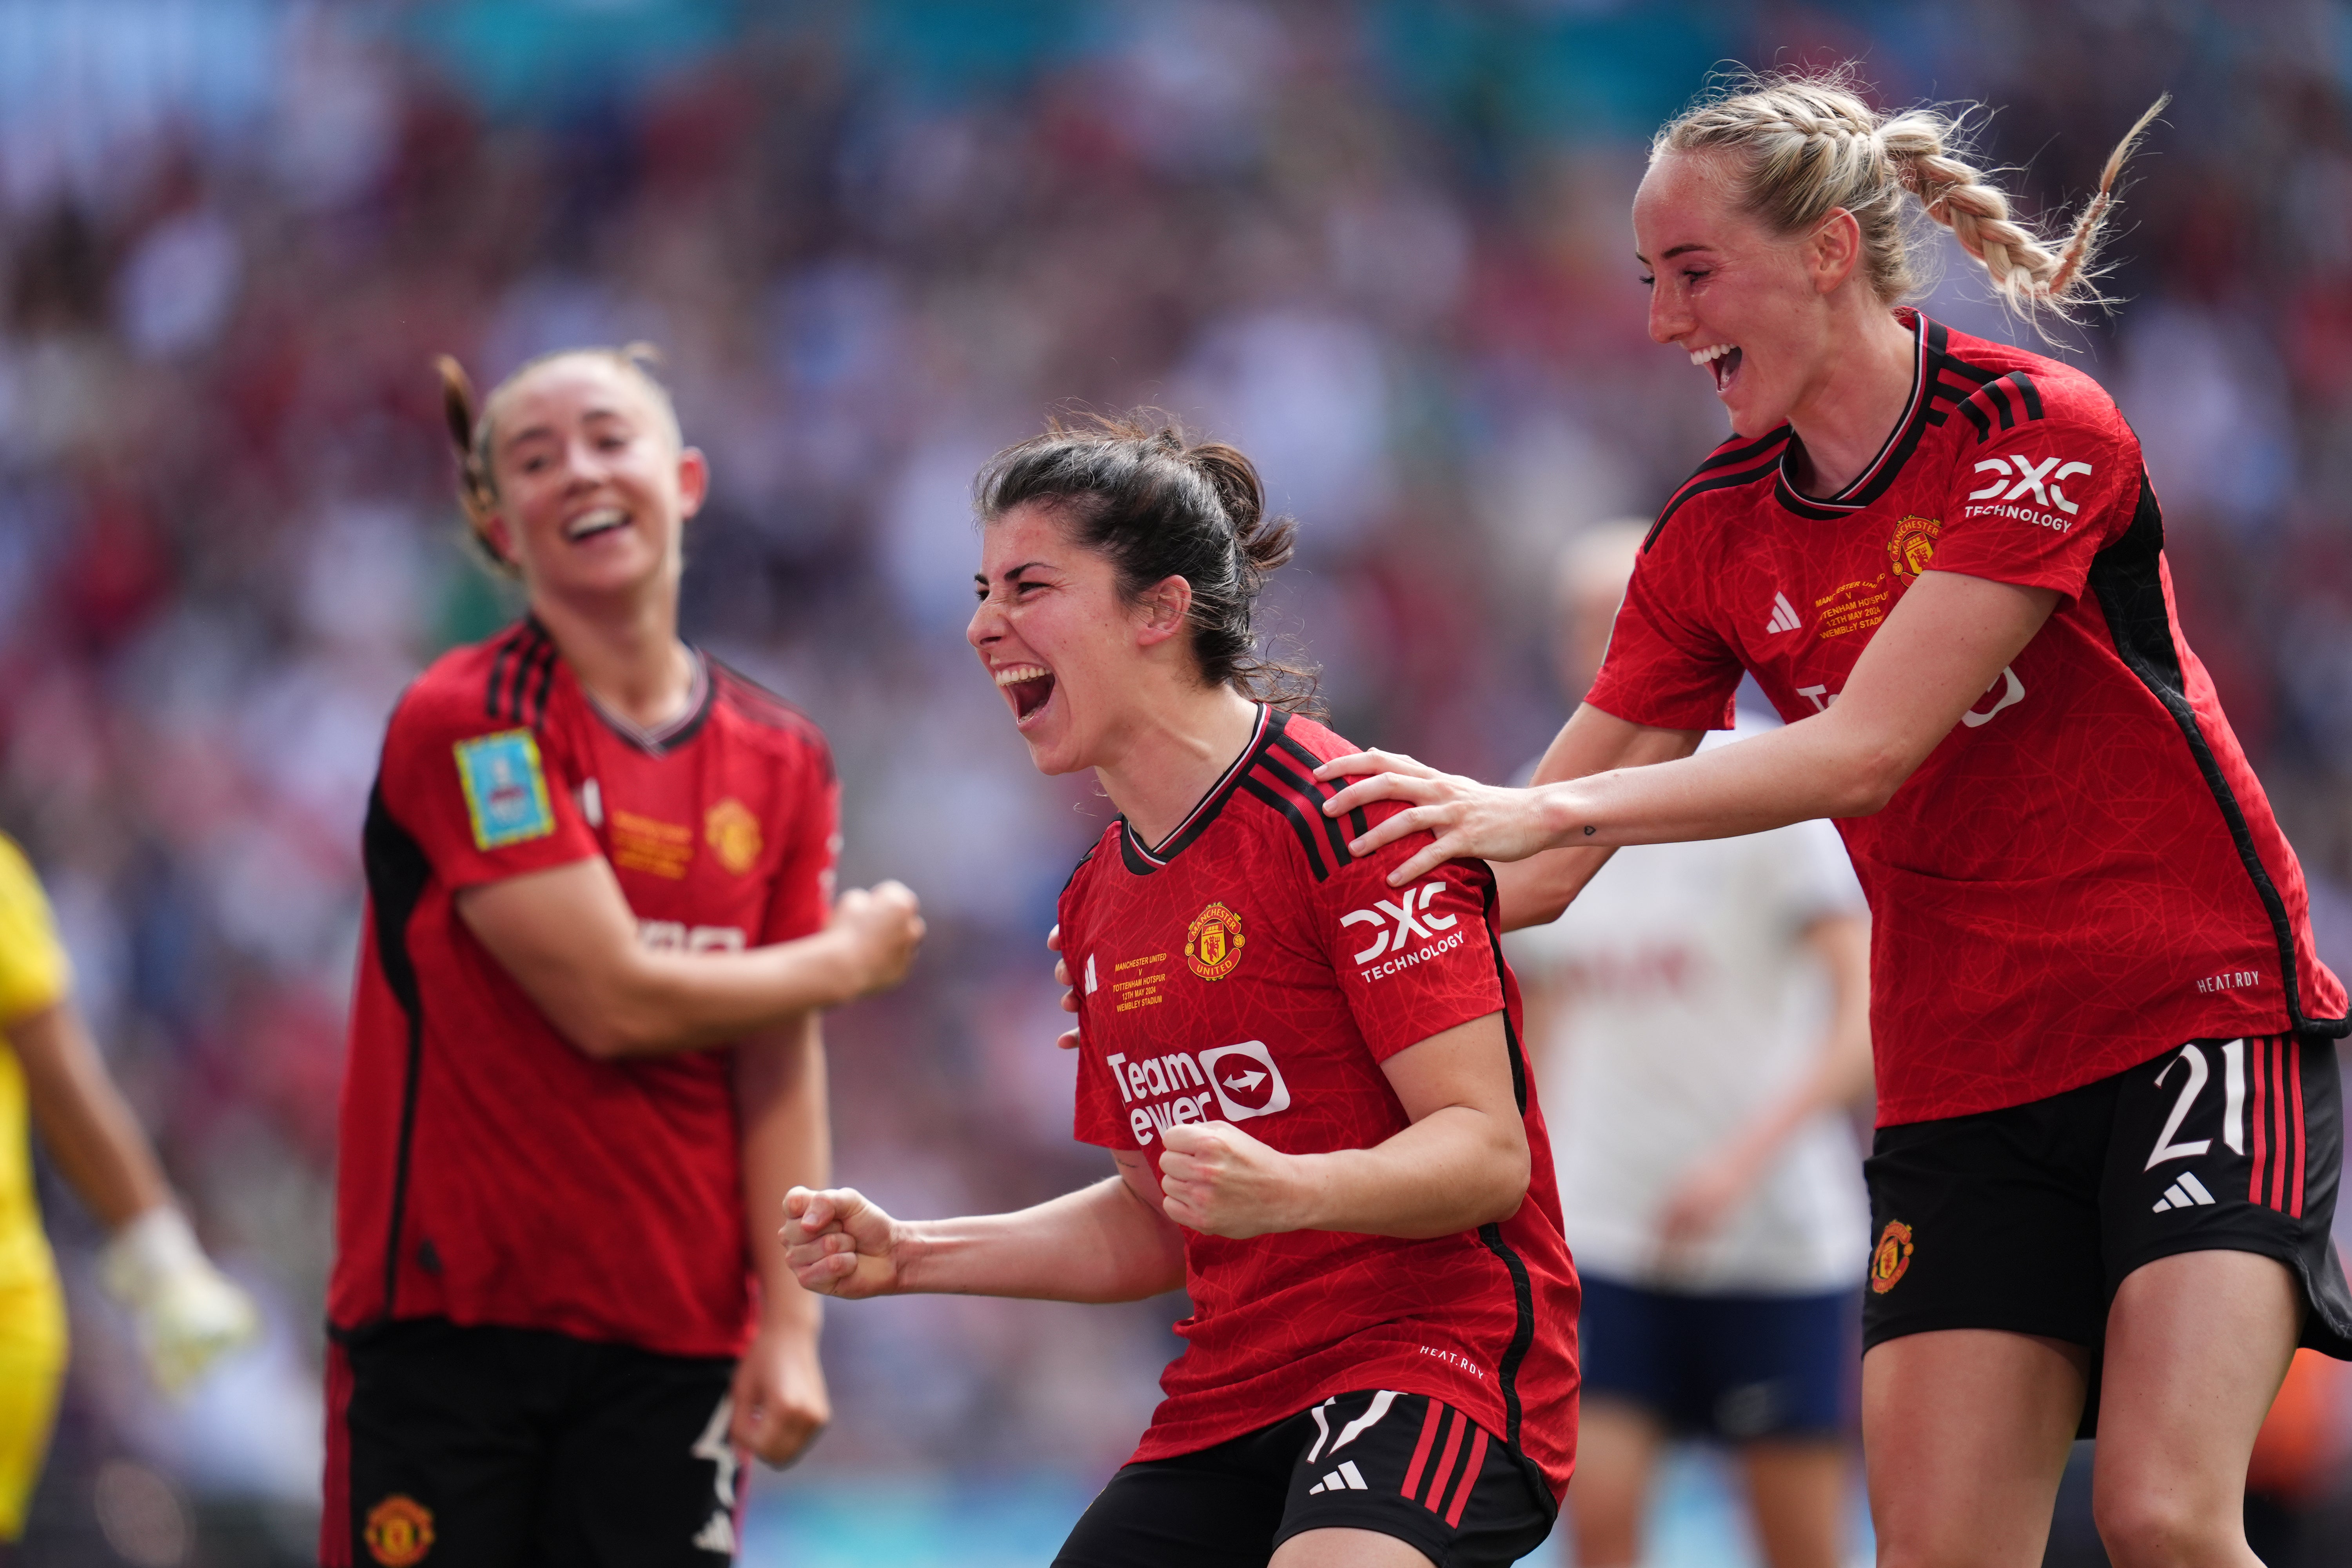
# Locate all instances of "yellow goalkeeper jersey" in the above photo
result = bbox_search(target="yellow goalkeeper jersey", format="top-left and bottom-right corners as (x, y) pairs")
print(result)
(0, 835), (65, 1292)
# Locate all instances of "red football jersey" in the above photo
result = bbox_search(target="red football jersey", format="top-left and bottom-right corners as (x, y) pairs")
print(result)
(1060, 707), (1581, 1501)
(1588, 310), (2348, 1125)
(327, 620), (838, 1357)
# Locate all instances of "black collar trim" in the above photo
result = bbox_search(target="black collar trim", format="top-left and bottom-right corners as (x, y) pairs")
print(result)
(584, 648), (714, 759)
(1774, 309), (1930, 520)
(1118, 706), (1276, 876)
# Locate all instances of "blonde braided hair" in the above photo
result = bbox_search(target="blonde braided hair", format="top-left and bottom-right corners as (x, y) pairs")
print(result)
(1657, 68), (2167, 327)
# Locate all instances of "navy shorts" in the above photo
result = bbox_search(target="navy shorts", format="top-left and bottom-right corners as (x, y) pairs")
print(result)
(1577, 1272), (1857, 1442)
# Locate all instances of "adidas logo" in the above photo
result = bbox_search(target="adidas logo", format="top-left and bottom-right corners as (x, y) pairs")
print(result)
(2151, 1171), (2217, 1213)
(1765, 592), (1803, 635)
(1307, 1460), (1369, 1495)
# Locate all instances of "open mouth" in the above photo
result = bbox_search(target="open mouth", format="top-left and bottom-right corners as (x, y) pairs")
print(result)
(993, 662), (1056, 725)
(565, 507), (630, 543)
(1690, 341), (1742, 393)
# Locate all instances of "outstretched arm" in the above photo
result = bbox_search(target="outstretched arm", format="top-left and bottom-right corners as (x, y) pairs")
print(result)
(1491, 708), (1701, 930)
(1319, 570), (2060, 886)
(784, 1159), (1188, 1305)
(457, 860), (924, 1059)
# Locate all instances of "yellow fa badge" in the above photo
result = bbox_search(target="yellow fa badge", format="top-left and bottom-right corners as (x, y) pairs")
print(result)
(1184, 901), (1246, 980)
(454, 730), (555, 850)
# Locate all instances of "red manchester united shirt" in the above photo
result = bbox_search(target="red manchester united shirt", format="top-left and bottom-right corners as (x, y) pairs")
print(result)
(1588, 310), (2347, 1124)
(329, 620), (837, 1357)
(1060, 706), (1581, 1501)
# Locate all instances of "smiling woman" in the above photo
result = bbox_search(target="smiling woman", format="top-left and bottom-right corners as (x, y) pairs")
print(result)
(318, 346), (924, 1568)
(784, 414), (1580, 1568)
(1310, 64), (2352, 1568)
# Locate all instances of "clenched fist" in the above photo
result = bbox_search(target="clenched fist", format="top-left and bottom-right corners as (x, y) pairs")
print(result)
(827, 882), (925, 998)
(1156, 1122), (1315, 1240)
(781, 1186), (906, 1299)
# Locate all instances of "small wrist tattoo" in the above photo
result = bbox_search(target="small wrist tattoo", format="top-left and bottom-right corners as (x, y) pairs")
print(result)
(1582, 825), (1596, 837)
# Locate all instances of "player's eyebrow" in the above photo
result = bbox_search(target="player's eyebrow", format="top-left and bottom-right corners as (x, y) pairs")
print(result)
(499, 406), (632, 452)
(1634, 243), (1714, 265)
(984, 561), (1052, 584)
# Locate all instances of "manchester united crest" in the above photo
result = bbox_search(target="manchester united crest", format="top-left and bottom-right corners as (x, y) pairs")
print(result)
(1869, 1219), (1915, 1295)
(365, 1495), (436, 1566)
(705, 798), (762, 876)
(1184, 901), (1246, 980)
(1887, 515), (1941, 581)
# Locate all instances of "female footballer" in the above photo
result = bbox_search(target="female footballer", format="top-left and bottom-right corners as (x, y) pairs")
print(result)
(1314, 70), (2349, 1568)
(322, 346), (923, 1568)
(782, 417), (1579, 1568)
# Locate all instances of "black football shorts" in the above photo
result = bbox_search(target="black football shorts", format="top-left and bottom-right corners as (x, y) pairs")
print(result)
(1862, 1031), (2352, 1428)
(1052, 1388), (1554, 1568)
(323, 1317), (744, 1568)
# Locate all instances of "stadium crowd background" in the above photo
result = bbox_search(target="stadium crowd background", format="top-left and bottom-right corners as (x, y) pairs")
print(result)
(3, 0), (2351, 1562)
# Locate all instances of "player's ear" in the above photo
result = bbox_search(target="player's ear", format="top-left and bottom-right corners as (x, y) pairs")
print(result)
(1132, 574), (1194, 649)
(1809, 207), (1862, 295)
(477, 512), (519, 569)
(675, 446), (710, 520)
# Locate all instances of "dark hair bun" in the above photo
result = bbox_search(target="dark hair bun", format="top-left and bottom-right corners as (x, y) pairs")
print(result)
(975, 410), (1316, 711)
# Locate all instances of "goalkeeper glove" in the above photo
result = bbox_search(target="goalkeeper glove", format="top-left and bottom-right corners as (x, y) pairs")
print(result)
(98, 1207), (260, 1397)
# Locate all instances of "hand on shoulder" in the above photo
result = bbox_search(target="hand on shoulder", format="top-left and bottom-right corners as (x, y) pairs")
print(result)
(1313, 748), (1556, 887)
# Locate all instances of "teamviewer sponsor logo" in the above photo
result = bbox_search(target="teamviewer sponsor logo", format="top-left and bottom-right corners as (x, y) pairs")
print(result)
(1106, 1041), (1291, 1144)
(1199, 1042), (1292, 1121)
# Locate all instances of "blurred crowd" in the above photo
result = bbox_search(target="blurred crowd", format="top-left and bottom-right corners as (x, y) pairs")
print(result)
(5, 0), (2352, 1560)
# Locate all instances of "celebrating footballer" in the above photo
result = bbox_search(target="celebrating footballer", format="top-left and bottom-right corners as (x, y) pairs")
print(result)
(1316, 67), (2351, 1568)
(783, 417), (1580, 1568)
(321, 347), (924, 1567)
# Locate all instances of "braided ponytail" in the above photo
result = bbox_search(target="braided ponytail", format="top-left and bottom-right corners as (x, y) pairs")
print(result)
(434, 354), (506, 570)
(1657, 68), (2166, 329)
(1879, 96), (2166, 317)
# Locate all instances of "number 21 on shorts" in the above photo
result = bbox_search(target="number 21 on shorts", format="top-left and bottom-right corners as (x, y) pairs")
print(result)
(2144, 1041), (2238, 1170)
(2144, 1036), (2311, 1218)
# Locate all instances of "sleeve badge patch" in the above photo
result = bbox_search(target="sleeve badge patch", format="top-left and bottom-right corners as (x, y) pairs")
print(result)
(454, 730), (557, 850)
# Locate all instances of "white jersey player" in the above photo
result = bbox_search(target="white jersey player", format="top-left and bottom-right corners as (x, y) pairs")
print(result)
(1505, 523), (1872, 1568)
